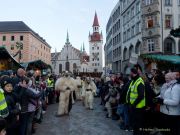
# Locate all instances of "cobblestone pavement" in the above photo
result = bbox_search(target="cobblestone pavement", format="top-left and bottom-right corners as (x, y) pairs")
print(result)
(35, 98), (132, 135)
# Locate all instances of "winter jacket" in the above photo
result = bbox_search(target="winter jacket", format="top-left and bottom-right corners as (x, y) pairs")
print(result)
(160, 80), (180, 116)
(4, 91), (20, 128)
(19, 87), (42, 113)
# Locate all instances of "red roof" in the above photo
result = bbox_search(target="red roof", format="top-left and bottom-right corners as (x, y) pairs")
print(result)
(90, 33), (101, 42)
(93, 12), (99, 27)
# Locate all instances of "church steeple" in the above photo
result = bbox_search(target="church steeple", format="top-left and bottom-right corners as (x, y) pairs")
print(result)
(93, 12), (99, 27)
(83, 42), (85, 52)
(93, 12), (100, 33)
(66, 30), (70, 44)
(80, 45), (82, 52)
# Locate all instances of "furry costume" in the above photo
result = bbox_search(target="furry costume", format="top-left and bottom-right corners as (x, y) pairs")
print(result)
(74, 77), (82, 100)
(71, 78), (76, 104)
(83, 78), (97, 110)
(55, 75), (75, 116)
(105, 86), (118, 118)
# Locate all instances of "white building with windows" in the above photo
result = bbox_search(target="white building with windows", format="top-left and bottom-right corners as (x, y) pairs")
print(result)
(105, 0), (180, 73)
(142, 0), (180, 55)
(51, 33), (90, 74)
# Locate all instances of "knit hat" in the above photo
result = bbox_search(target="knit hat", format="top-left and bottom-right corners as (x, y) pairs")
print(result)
(131, 68), (138, 74)
(0, 77), (12, 88)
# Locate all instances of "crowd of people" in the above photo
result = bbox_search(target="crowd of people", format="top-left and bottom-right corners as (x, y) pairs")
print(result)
(0, 68), (57, 135)
(95, 65), (180, 135)
(0, 66), (180, 135)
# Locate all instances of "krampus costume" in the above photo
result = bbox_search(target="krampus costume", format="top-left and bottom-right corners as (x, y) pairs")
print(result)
(83, 77), (97, 110)
(74, 76), (82, 100)
(105, 86), (118, 118)
(55, 71), (75, 116)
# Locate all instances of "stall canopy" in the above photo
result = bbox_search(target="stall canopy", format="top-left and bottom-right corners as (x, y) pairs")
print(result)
(141, 54), (180, 65)
(0, 46), (22, 70)
(21, 59), (51, 70)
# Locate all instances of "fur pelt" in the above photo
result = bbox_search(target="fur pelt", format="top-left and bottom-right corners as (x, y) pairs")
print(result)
(55, 77), (75, 92)
(55, 76), (76, 115)
(83, 81), (97, 109)
(74, 77), (82, 100)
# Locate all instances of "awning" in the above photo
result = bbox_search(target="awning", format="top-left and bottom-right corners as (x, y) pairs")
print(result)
(21, 59), (51, 70)
(141, 54), (180, 65)
(0, 46), (23, 70)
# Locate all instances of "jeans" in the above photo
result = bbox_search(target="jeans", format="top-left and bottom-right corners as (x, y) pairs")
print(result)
(19, 113), (28, 135)
(123, 104), (130, 127)
(26, 112), (35, 135)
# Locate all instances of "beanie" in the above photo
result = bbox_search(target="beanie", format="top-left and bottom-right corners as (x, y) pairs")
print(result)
(131, 68), (138, 74)
(0, 77), (12, 88)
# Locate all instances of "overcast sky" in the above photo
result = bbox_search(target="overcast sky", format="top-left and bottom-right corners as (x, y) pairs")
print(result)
(0, 0), (118, 53)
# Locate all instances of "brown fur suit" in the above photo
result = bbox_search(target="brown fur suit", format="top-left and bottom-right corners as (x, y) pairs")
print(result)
(55, 76), (75, 116)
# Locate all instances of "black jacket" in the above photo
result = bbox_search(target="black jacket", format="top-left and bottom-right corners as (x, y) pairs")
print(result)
(19, 87), (42, 113)
(4, 91), (20, 128)
(119, 81), (131, 104)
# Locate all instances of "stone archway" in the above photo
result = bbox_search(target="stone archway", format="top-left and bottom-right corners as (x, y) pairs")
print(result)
(123, 47), (128, 60)
(129, 45), (134, 57)
(135, 41), (141, 54)
(164, 37), (176, 54)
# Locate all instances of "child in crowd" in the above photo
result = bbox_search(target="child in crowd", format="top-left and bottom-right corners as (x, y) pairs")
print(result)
(1, 77), (20, 135)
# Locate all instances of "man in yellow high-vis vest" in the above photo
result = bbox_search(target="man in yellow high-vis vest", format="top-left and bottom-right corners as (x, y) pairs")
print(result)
(126, 68), (145, 135)
(47, 75), (55, 104)
(0, 88), (9, 118)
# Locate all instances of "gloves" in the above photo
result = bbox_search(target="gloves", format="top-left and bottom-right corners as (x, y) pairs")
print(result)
(153, 97), (164, 105)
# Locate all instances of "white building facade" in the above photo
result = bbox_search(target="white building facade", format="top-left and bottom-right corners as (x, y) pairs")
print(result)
(105, 0), (180, 74)
(142, 0), (180, 55)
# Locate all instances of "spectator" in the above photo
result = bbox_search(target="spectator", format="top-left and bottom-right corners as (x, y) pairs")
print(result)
(126, 68), (146, 135)
(18, 77), (42, 135)
(12, 68), (26, 88)
(1, 77), (20, 135)
(154, 72), (180, 135)
(117, 77), (130, 130)
(0, 117), (7, 135)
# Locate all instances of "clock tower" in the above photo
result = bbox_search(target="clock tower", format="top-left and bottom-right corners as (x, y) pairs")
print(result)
(89, 12), (103, 72)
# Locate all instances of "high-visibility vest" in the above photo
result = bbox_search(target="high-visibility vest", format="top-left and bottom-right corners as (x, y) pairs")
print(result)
(126, 77), (145, 108)
(0, 89), (9, 118)
(47, 78), (54, 87)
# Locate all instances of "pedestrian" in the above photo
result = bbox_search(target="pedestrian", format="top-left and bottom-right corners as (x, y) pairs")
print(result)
(126, 68), (146, 135)
(153, 72), (180, 135)
(18, 77), (42, 135)
(46, 75), (55, 104)
(1, 76), (20, 135)
(12, 68), (26, 88)
(0, 117), (7, 135)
